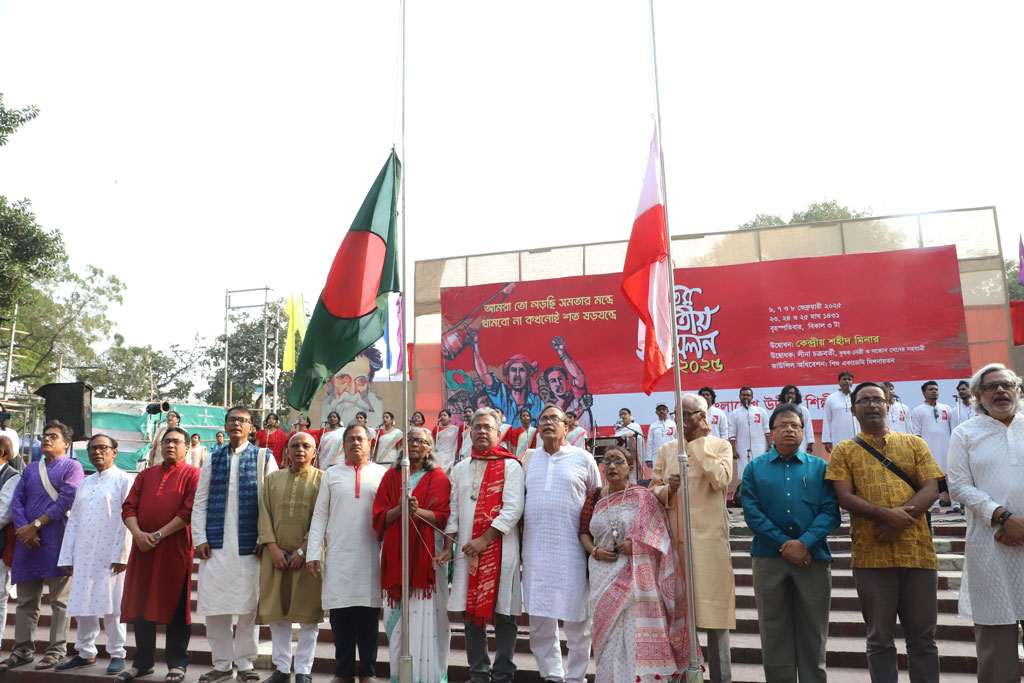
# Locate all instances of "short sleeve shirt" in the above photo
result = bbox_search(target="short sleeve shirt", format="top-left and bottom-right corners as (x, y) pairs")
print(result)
(826, 431), (944, 569)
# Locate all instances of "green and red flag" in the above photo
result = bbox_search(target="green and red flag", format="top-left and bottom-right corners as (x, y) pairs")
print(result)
(286, 150), (401, 411)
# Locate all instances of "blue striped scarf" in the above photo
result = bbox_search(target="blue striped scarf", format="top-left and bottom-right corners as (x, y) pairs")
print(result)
(206, 443), (264, 555)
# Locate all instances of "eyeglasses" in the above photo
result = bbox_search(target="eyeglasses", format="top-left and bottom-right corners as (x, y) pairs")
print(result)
(681, 410), (706, 419)
(855, 397), (887, 407)
(408, 437), (430, 446)
(604, 457), (629, 466)
(41, 433), (63, 441)
(225, 416), (252, 425)
(981, 381), (1018, 393)
(774, 422), (803, 431)
(537, 415), (564, 425)
(161, 438), (186, 446)
(471, 424), (496, 432)
(87, 445), (114, 453)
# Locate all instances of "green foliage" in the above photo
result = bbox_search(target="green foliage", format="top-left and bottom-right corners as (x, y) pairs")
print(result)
(78, 334), (204, 401)
(737, 213), (785, 231)
(0, 93), (39, 147)
(0, 197), (66, 312)
(738, 200), (872, 230)
(10, 265), (124, 388)
(1005, 259), (1024, 301)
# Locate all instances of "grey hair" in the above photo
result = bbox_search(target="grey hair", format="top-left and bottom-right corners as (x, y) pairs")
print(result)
(471, 407), (501, 428)
(287, 431), (317, 448)
(681, 393), (708, 413)
(968, 363), (1024, 414)
(0, 436), (11, 460)
(394, 427), (438, 471)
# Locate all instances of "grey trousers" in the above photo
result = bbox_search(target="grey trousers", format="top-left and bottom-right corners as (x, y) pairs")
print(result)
(852, 567), (939, 683)
(464, 612), (517, 683)
(752, 556), (830, 682)
(974, 622), (1023, 683)
(702, 628), (732, 682)
(14, 575), (71, 657)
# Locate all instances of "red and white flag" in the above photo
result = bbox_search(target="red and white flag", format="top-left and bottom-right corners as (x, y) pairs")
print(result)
(620, 127), (673, 395)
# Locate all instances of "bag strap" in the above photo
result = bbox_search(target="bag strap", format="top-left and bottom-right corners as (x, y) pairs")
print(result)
(38, 457), (59, 502)
(852, 436), (919, 492)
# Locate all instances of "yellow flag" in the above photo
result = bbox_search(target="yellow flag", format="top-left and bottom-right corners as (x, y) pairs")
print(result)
(283, 294), (307, 372)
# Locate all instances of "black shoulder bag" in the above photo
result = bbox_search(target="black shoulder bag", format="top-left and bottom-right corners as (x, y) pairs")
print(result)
(852, 436), (932, 533)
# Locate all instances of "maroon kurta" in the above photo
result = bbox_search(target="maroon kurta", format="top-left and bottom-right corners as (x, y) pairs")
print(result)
(120, 459), (200, 624)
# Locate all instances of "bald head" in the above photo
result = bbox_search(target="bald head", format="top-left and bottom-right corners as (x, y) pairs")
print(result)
(287, 431), (316, 469)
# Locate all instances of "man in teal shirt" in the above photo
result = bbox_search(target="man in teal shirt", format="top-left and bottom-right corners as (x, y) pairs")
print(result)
(741, 402), (841, 683)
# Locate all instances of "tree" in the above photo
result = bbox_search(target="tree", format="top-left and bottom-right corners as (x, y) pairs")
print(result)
(0, 93), (39, 147)
(0, 197), (67, 312)
(1005, 259), (1024, 301)
(738, 200), (872, 230)
(8, 265), (125, 389)
(78, 334), (205, 401)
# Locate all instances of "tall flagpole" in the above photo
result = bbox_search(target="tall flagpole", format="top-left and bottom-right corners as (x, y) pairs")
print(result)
(397, 0), (413, 682)
(648, 0), (703, 680)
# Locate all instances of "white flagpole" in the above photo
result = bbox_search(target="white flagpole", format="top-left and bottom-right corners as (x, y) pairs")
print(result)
(647, 0), (703, 680)
(398, 1), (412, 682)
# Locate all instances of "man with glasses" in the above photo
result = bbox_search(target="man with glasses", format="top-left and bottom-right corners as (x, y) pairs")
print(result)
(910, 380), (957, 513)
(0, 420), (83, 671)
(55, 434), (133, 673)
(741, 403), (840, 682)
(307, 423), (388, 683)
(521, 404), (600, 683)
(193, 407), (278, 683)
(650, 393), (736, 683)
(437, 408), (524, 683)
(826, 383), (942, 683)
(948, 363), (1024, 681)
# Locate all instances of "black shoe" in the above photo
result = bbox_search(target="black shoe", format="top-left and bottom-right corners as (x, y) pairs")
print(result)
(261, 672), (290, 683)
(294, 676), (311, 683)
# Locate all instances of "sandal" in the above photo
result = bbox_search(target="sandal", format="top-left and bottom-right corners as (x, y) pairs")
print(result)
(115, 668), (155, 683)
(35, 653), (63, 670)
(165, 670), (186, 683)
(0, 652), (33, 671)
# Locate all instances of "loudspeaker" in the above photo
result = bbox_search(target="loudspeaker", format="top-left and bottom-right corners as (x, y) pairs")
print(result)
(33, 382), (93, 440)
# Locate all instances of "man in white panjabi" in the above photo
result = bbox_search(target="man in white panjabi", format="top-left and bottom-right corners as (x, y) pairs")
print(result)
(947, 363), (1024, 682)
(911, 380), (957, 513)
(645, 403), (677, 472)
(821, 371), (858, 452)
(727, 387), (770, 498)
(522, 404), (601, 683)
(55, 434), (132, 673)
(699, 387), (730, 441)
(307, 423), (388, 682)
(193, 407), (278, 683)
(436, 408), (524, 683)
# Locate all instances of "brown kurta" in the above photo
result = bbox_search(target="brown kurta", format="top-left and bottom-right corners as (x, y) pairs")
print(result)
(256, 466), (324, 624)
(650, 436), (736, 630)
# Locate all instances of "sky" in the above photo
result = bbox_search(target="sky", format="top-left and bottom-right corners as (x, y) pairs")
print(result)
(2, 1), (1023, 377)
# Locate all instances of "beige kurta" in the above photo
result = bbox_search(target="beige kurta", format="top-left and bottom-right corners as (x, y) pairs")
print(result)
(650, 436), (736, 630)
(256, 466), (325, 624)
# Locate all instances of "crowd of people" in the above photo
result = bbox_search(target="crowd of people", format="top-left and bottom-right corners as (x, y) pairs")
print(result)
(0, 361), (1019, 682)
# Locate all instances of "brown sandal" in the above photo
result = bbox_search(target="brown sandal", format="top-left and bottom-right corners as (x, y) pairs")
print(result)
(35, 653), (62, 670)
(0, 652), (34, 671)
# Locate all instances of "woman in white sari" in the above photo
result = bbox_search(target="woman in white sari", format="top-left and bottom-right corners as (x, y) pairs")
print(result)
(431, 410), (461, 472)
(579, 446), (693, 682)
(372, 428), (451, 683)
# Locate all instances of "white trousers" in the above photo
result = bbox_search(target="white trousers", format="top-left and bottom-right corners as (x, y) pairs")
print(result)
(206, 613), (259, 671)
(269, 621), (319, 674)
(0, 561), (8, 640)
(75, 614), (127, 659)
(528, 615), (591, 683)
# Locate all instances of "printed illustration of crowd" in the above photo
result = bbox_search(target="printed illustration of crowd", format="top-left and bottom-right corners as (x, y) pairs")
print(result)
(0, 362), (1021, 682)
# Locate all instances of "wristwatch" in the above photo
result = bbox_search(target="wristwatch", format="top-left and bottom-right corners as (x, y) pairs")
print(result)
(32, 519), (41, 529)
(153, 530), (163, 540)
(297, 548), (305, 558)
(998, 510), (1013, 526)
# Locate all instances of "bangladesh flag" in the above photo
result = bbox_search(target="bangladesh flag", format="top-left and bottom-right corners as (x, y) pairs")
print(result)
(286, 150), (401, 411)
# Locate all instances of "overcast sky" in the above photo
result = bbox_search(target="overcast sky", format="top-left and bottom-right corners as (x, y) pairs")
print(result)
(2, 1), (1022, 365)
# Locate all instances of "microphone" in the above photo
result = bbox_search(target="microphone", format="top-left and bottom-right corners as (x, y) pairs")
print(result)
(741, 397), (751, 408)
(952, 394), (960, 404)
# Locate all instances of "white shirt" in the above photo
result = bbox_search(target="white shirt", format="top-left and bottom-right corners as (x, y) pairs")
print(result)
(57, 467), (133, 617)
(307, 459), (387, 610)
(910, 402), (953, 471)
(947, 414), (1024, 623)
(521, 444), (601, 622)
(445, 455), (525, 616)
(0, 463), (21, 528)
(645, 419), (677, 464)
(727, 405), (770, 477)
(192, 443), (279, 616)
(886, 401), (912, 433)
(822, 390), (858, 445)
(706, 406), (729, 441)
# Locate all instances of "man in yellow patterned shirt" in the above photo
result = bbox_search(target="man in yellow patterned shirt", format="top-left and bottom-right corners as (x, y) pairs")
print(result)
(826, 382), (943, 683)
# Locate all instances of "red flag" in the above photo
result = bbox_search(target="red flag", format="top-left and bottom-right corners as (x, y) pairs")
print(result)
(620, 128), (673, 394)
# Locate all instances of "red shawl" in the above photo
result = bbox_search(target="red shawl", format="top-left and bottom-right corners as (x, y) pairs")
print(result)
(372, 465), (451, 607)
(465, 445), (519, 626)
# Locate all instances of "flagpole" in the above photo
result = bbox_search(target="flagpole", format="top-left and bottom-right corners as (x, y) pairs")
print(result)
(648, 0), (703, 680)
(397, 0), (413, 681)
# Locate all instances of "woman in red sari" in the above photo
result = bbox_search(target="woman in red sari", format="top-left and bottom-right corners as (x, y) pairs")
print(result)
(579, 445), (693, 683)
(372, 427), (451, 682)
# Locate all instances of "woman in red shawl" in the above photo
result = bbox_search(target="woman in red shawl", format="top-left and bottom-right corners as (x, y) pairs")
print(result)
(372, 427), (451, 683)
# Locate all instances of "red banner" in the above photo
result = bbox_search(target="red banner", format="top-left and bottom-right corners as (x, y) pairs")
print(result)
(439, 246), (969, 431)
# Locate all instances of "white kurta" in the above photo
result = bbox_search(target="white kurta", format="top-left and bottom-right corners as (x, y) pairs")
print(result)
(645, 420), (677, 464)
(886, 401), (912, 433)
(317, 428), (346, 469)
(910, 402), (953, 471)
(521, 445), (601, 622)
(821, 391), (858, 445)
(706, 406), (729, 441)
(728, 405), (770, 478)
(307, 460), (387, 610)
(445, 456), (525, 616)
(947, 414), (1024, 624)
(192, 444), (279, 617)
(57, 467), (133, 617)
(798, 404), (815, 451)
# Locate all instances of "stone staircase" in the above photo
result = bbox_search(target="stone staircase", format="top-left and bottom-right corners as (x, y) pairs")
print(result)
(0, 511), (984, 682)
